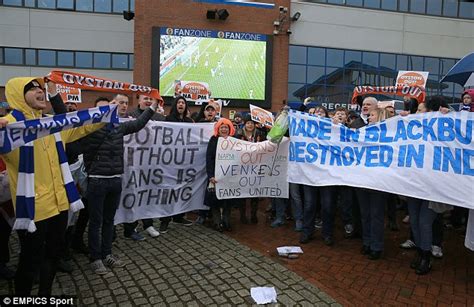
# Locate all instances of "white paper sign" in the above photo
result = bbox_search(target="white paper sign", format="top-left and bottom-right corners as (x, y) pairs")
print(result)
(215, 137), (289, 199)
(288, 110), (474, 209)
(114, 122), (214, 224)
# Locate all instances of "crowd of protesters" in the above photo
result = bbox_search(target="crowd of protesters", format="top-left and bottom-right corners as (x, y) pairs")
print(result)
(0, 76), (472, 296)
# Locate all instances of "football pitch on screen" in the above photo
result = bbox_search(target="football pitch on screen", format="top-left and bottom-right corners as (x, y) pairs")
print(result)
(160, 38), (266, 100)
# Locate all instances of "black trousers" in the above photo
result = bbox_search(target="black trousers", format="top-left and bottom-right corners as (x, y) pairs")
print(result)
(72, 198), (89, 245)
(0, 210), (12, 264)
(15, 211), (68, 296)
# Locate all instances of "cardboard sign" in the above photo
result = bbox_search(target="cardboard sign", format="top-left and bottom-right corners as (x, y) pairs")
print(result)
(396, 71), (429, 88)
(174, 80), (211, 102)
(249, 104), (274, 128)
(57, 84), (82, 103)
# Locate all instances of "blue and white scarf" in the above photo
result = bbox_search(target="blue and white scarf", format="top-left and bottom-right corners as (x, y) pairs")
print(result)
(8, 107), (118, 232)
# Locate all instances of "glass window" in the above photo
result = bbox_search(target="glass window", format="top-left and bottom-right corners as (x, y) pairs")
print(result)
(94, 0), (112, 12)
(57, 51), (74, 66)
(38, 50), (56, 66)
(326, 49), (344, 67)
(396, 55), (407, 70)
(289, 65), (306, 83)
(112, 54), (128, 69)
(3, 0), (22, 6)
(379, 53), (396, 69)
(57, 0), (74, 9)
(94, 52), (111, 68)
(129, 54), (134, 69)
(130, 0), (135, 11)
(424, 57), (440, 75)
(344, 50), (361, 66)
(4, 48), (23, 65)
(37, 0), (56, 8)
(25, 0), (36, 7)
(307, 47), (325, 66)
(25, 49), (36, 65)
(399, 0), (409, 11)
(327, 0), (344, 4)
(426, 0), (442, 15)
(0, 48), (3, 64)
(76, 51), (93, 68)
(307, 66), (326, 84)
(362, 52), (379, 67)
(113, 0), (129, 12)
(381, 0), (397, 10)
(346, 0), (363, 6)
(443, 0), (458, 17)
(288, 83), (306, 102)
(410, 0), (426, 14)
(289, 46), (307, 64)
(76, 0), (93, 11)
(364, 0), (381, 9)
(440, 58), (456, 75)
(408, 56), (424, 70)
(459, 1), (474, 19)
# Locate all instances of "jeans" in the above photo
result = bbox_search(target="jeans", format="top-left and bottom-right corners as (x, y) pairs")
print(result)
(289, 183), (303, 221)
(273, 197), (288, 221)
(407, 197), (437, 251)
(72, 198), (89, 245)
(320, 186), (336, 238)
(302, 185), (318, 237)
(338, 186), (353, 225)
(15, 211), (68, 295)
(358, 189), (386, 252)
(124, 219), (153, 236)
(87, 177), (122, 261)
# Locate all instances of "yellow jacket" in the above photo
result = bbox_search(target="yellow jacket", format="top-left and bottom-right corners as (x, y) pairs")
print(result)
(1, 77), (104, 222)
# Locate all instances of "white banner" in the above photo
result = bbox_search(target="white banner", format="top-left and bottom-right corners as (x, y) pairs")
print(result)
(114, 122), (214, 224)
(288, 110), (474, 209)
(215, 137), (289, 199)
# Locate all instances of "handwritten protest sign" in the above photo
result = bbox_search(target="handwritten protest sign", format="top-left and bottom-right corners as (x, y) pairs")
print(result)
(250, 104), (274, 128)
(215, 137), (289, 199)
(396, 71), (429, 88)
(288, 110), (474, 209)
(114, 122), (214, 224)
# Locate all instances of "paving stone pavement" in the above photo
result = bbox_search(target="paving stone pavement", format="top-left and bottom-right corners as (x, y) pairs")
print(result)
(0, 223), (341, 306)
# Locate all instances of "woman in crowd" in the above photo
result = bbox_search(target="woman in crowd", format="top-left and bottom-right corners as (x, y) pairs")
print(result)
(358, 108), (390, 259)
(206, 118), (236, 232)
(235, 115), (265, 224)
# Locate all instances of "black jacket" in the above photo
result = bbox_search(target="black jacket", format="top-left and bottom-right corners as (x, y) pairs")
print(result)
(49, 94), (82, 164)
(129, 107), (165, 121)
(81, 107), (155, 176)
(206, 136), (219, 179)
(349, 116), (367, 129)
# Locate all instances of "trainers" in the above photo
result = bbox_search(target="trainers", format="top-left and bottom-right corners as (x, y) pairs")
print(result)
(294, 220), (303, 232)
(104, 254), (125, 268)
(314, 219), (323, 229)
(195, 216), (205, 225)
(125, 231), (145, 241)
(402, 215), (410, 224)
(431, 245), (443, 258)
(271, 219), (285, 228)
(172, 217), (193, 226)
(344, 224), (354, 238)
(145, 226), (160, 238)
(91, 260), (108, 275)
(159, 222), (169, 233)
(399, 239), (416, 249)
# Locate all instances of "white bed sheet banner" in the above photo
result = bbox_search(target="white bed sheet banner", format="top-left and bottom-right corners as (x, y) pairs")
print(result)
(288, 110), (474, 209)
(114, 121), (214, 224)
(215, 137), (289, 199)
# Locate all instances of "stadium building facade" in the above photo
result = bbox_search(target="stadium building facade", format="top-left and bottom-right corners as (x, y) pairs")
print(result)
(0, 0), (473, 114)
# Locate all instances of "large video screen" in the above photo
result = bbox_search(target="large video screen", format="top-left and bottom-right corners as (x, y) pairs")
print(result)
(151, 27), (273, 108)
